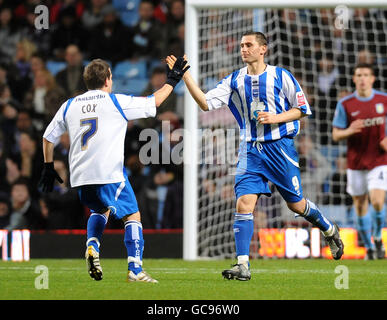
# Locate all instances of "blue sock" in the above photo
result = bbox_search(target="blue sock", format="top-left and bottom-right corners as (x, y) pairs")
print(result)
(124, 220), (144, 275)
(233, 213), (254, 263)
(302, 199), (333, 233)
(86, 213), (108, 252)
(357, 214), (373, 249)
(370, 205), (386, 240)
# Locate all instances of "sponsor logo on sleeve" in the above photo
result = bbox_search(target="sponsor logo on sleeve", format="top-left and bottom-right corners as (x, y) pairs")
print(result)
(296, 92), (306, 107)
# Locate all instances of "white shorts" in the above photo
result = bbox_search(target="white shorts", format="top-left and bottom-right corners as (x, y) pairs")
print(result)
(346, 165), (387, 196)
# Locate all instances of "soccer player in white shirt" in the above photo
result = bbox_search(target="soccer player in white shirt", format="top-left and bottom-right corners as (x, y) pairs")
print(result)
(167, 32), (344, 281)
(39, 58), (189, 282)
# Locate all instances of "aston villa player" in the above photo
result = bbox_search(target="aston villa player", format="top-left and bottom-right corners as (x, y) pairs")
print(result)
(333, 63), (387, 260)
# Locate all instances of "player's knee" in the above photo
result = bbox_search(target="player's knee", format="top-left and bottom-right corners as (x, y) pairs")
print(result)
(352, 194), (368, 215)
(371, 200), (384, 212)
(122, 211), (141, 223)
(236, 194), (257, 213)
(286, 198), (306, 215)
(369, 191), (385, 212)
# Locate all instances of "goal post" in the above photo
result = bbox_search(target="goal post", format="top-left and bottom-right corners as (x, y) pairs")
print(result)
(183, 0), (387, 260)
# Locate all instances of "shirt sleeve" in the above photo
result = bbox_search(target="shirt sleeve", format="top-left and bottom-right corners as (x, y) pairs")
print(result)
(332, 101), (348, 129)
(115, 94), (156, 120)
(43, 102), (68, 144)
(282, 69), (312, 116)
(204, 74), (233, 111)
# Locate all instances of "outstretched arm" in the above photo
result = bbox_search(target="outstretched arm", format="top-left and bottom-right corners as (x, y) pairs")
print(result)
(153, 84), (174, 107)
(166, 55), (209, 111)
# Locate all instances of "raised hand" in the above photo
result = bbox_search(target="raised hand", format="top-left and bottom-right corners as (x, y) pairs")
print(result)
(165, 55), (190, 87)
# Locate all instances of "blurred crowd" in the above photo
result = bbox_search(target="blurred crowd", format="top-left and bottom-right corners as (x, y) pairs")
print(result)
(0, 0), (185, 230)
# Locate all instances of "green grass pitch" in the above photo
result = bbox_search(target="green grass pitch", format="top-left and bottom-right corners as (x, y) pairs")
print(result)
(1, 258), (386, 300)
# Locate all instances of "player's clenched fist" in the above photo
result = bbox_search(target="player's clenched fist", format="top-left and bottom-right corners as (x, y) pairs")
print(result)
(165, 55), (190, 88)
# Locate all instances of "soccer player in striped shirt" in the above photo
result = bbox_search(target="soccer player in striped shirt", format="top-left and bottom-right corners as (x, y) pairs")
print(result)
(167, 31), (344, 281)
(39, 58), (188, 282)
(332, 63), (387, 260)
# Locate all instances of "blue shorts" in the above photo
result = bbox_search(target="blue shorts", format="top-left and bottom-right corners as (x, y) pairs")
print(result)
(77, 170), (139, 220)
(234, 137), (303, 203)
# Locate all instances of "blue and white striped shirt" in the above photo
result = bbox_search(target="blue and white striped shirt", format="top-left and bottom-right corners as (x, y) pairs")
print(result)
(205, 65), (312, 142)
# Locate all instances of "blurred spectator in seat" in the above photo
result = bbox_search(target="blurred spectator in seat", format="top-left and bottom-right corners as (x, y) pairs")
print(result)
(0, 131), (13, 193)
(10, 132), (43, 200)
(0, 63), (7, 86)
(81, 0), (109, 30)
(164, 0), (184, 54)
(55, 44), (87, 97)
(13, 0), (42, 22)
(165, 22), (184, 57)
(5, 39), (37, 102)
(0, 192), (10, 229)
(89, 5), (132, 65)
(0, 6), (22, 65)
(153, 0), (169, 24)
(23, 69), (66, 129)
(49, 0), (85, 25)
(138, 66), (177, 129)
(0, 84), (22, 154)
(50, 5), (87, 60)
(29, 52), (47, 77)
(40, 159), (85, 229)
(5, 178), (43, 230)
(14, 39), (36, 79)
(317, 57), (339, 98)
(0, 83), (22, 111)
(2, 108), (40, 165)
(129, 0), (166, 60)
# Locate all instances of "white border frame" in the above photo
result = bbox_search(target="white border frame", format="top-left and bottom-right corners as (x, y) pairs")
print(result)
(183, 0), (387, 260)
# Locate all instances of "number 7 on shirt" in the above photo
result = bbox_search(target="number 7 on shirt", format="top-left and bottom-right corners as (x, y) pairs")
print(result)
(80, 117), (98, 151)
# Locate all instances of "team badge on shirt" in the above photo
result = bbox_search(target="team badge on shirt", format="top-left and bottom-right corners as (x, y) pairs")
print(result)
(375, 103), (384, 114)
(250, 99), (265, 121)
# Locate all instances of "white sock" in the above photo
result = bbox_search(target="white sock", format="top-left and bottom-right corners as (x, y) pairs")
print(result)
(323, 224), (334, 237)
(237, 255), (249, 266)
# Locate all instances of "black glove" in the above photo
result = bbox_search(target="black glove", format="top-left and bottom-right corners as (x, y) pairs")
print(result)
(166, 56), (190, 88)
(38, 162), (64, 193)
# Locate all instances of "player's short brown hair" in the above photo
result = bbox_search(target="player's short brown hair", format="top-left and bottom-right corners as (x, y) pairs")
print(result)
(353, 63), (374, 75)
(242, 31), (268, 46)
(83, 59), (111, 90)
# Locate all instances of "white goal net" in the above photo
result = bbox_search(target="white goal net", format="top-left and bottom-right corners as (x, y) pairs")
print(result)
(185, 2), (387, 259)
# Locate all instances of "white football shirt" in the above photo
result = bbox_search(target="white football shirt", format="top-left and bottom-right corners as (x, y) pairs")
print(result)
(43, 90), (156, 187)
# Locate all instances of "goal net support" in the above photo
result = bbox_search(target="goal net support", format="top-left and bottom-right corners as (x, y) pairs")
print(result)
(183, 0), (387, 260)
